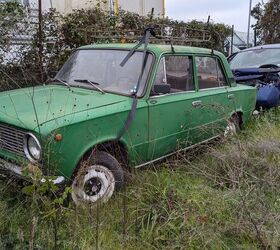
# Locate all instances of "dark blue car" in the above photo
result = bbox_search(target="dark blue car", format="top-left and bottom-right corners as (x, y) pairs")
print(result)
(228, 44), (280, 109)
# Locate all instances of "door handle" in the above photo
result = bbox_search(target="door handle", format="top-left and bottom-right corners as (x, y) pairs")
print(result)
(150, 100), (158, 105)
(192, 100), (202, 108)
(228, 94), (235, 100)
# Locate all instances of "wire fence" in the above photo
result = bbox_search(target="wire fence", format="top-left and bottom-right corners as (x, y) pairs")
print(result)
(0, 0), (59, 90)
(0, 0), (231, 92)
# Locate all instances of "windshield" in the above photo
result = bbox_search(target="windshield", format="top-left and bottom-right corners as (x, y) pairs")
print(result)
(230, 48), (280, 69)
(55, 49), (153, 96)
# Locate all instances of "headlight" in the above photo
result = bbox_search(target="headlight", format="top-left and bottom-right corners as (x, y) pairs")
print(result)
(24, 133), (42, 162)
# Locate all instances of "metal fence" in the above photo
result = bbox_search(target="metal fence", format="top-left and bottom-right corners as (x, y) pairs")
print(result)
(0, 0), (55, 90)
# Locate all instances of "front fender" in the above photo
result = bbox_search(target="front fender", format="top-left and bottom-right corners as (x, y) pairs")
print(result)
(44, 119), (130, 178)
(43, 104), (149, 178)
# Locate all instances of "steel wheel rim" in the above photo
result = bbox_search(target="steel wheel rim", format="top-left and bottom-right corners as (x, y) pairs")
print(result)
(72, 165), (115, 205)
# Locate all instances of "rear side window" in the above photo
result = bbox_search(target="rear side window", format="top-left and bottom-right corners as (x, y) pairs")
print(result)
(153, 56), (194, 93)
(195, 57), (227, 89)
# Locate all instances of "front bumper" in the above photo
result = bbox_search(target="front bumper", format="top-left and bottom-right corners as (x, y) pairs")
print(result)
(0, 158), (28, 180)
(0, 158), (65, 185)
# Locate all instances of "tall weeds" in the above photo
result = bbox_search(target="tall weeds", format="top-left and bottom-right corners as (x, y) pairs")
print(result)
(1, 111), (280, 249)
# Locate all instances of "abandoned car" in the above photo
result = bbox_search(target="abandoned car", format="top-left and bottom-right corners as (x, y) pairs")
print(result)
(229, 44), (280, 109)
(0, 43), (257, 205)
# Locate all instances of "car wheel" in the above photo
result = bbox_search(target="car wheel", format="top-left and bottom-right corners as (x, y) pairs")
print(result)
(224, 114), (241, 137)
(71, 151), (124, 206)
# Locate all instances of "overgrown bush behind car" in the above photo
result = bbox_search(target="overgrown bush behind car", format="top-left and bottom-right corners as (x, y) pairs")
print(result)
(0, 3), (231, 91)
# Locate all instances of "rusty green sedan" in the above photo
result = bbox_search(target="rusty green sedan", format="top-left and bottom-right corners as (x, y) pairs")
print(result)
(0, 43), (257, 205)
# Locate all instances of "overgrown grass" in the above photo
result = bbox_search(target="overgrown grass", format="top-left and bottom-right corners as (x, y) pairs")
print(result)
(1, 111), (280, 249)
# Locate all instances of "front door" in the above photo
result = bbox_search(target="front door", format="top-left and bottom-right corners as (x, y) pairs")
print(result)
(148, 55), (198, 160)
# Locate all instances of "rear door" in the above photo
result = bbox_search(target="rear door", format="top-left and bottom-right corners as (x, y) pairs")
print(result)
(192, 55), (235, 142)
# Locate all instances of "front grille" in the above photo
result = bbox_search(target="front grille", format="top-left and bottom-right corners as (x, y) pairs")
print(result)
(0, 123), (26, 157)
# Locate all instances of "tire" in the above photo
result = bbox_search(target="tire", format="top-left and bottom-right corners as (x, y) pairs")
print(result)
(224, 114), (241, 137)
(71, 151), (124, 206)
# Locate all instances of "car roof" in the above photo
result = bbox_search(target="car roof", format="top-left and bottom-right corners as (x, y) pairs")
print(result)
(79, 43), (222, 56)
(241, 43), (280, 52)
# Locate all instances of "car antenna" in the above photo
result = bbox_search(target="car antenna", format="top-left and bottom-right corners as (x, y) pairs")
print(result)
(117, 8), (158, 141)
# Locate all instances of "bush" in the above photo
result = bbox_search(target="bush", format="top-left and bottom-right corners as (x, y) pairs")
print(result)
(0, 4), (231, 91)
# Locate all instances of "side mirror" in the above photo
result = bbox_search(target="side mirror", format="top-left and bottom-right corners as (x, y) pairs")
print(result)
(152, 84), (171, 96)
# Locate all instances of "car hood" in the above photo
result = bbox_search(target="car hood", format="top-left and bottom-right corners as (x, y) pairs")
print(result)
(0, 85), (129, 131)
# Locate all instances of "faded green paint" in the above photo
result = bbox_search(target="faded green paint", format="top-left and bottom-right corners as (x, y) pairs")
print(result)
(0, 44), (257, 178)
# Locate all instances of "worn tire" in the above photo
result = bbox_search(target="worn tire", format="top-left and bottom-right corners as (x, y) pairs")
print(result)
(71, 151), (124, 206)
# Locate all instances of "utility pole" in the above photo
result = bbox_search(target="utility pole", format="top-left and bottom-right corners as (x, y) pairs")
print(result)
(162, 0), (165, 18)
(115, 0), (119, 15)
(140, 0), (145, 16)
(247, 0), (253, 48)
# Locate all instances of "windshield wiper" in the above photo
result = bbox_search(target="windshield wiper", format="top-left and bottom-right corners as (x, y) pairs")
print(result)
(52, 78), (71, 88)
(74, 79), (105, 94)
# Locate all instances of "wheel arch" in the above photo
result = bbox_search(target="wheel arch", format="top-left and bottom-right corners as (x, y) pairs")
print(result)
(71, 138), (130, 179)
(230, 109), (244, 127)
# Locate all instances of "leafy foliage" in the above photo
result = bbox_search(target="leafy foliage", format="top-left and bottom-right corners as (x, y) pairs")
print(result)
(60, 8), (231, 51)
(252, 0), (280, 44)
(0, 3), (231, 91)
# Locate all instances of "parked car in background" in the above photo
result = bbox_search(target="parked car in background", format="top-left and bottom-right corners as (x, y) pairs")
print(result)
(0, 43), (257, 205)
(228, 44), (280, 109)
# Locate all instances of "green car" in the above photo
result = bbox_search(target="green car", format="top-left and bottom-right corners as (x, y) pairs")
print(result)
(0, 43), (257, 205)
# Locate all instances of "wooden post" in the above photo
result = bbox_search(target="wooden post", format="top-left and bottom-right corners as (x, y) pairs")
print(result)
(254, 28), (257, 46)
(38, 0), (44, 82)
(231, 25), (234, 55)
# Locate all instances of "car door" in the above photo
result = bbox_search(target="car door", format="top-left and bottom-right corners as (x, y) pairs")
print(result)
(148, 55), (201, 161)
(191, 55), (235, 143)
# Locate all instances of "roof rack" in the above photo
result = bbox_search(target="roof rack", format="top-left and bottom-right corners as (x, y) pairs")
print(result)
(82, 25), (213, 45)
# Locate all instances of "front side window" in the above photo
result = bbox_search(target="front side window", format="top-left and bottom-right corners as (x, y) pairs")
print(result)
(56, 50), (153, 96)
(152, 55), (194, 95)
(195, 57), (227, 89)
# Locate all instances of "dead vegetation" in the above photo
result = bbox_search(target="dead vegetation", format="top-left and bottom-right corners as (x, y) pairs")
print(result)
(1, 111), (280, 249)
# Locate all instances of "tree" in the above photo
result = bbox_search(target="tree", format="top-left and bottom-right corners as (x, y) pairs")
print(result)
(251, 2), (264, 41)
(252, 0), (280, 44)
